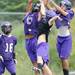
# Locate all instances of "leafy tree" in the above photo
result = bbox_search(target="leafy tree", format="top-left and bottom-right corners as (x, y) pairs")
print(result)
(0, 0), (74, 12)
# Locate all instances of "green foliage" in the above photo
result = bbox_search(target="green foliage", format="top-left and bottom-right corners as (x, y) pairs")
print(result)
(0, 0), (38, 12)
(0, 0), (62, 12)
(0, 0), (74, 12)
(0, 0), (27, 12)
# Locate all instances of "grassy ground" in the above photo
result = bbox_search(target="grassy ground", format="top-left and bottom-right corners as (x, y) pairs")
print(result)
(3, 17), (75, 75)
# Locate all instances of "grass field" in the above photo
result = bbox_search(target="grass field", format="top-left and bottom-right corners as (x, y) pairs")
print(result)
(3, 17), (75, 75)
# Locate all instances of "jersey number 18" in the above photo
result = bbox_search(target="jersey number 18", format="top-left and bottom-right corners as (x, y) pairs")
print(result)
(5, 43), (13, 53)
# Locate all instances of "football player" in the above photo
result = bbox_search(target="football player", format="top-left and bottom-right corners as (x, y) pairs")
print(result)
(23, 0), (41, 75)
(36, 0), (61, 75)
(0, 22), (17, 75)
(48, 0), (74, 75)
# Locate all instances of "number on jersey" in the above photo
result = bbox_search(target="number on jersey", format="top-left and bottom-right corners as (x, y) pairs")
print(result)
(27, 16), (33, 25)
(5, 43), (13, 53)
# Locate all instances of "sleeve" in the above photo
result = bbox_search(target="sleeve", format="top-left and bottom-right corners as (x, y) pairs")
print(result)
(13, 36), (17, 59)
(67, 10), (74, 20)
(14, 38), (17, 45)
(46, 9), (57, 18)
(69, 10), (74, 20)
(0, 34), (2, 45)
(13, 36), (17, 46)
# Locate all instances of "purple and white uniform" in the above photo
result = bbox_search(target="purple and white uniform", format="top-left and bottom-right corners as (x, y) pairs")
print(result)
(37, 9), (56, 64)
(23, 12), (39, 62)
(0, 34), (17, 74)
(55, 9), (74, 59)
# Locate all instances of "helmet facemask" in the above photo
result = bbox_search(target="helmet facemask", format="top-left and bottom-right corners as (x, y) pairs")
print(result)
(1, 22), (12, 35)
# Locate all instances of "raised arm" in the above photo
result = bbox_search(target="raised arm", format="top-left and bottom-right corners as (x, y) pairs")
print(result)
(48, 0), (68, 16)
(26, 0), (32, 12)
(39, 0), (46, 16)
(48, 16), (62, 26)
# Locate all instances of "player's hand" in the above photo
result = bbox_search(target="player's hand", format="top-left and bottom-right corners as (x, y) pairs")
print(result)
(14, 59), (17, 64)
(0, 55), (3, 62)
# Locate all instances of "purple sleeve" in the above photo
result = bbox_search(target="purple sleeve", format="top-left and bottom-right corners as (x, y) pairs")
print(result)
(46, 9), (57, 18)
(12, 36), (17, 59)
(0, 34), (2, 45)
(13, 37), (17, 59)
(69, 10), (74, 20)
(13, 36), (17, 45)
(14, 38), (17, 45)
(67, 10), (74, 20)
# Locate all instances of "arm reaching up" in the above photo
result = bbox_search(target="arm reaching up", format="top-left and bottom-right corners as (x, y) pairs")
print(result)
(26, 0), (32, 12)
(48, 16), (62, 26)
(48, 0), (68, 16)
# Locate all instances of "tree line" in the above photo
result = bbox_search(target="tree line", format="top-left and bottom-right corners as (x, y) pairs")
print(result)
(0, 0), (74, 12)
(0, 0), (63, 12)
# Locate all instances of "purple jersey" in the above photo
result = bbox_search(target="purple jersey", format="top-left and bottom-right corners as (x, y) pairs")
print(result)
(0, 34), (17, 60)
(23, 12), (39, 37)
(38, 9), (56, 42)
(55, 9), (74, 29)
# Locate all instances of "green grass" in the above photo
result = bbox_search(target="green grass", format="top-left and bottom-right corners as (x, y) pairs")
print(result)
(4, 17), (75, 75)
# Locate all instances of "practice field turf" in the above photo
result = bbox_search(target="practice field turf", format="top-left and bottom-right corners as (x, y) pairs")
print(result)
(3, 17), (75, 75)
